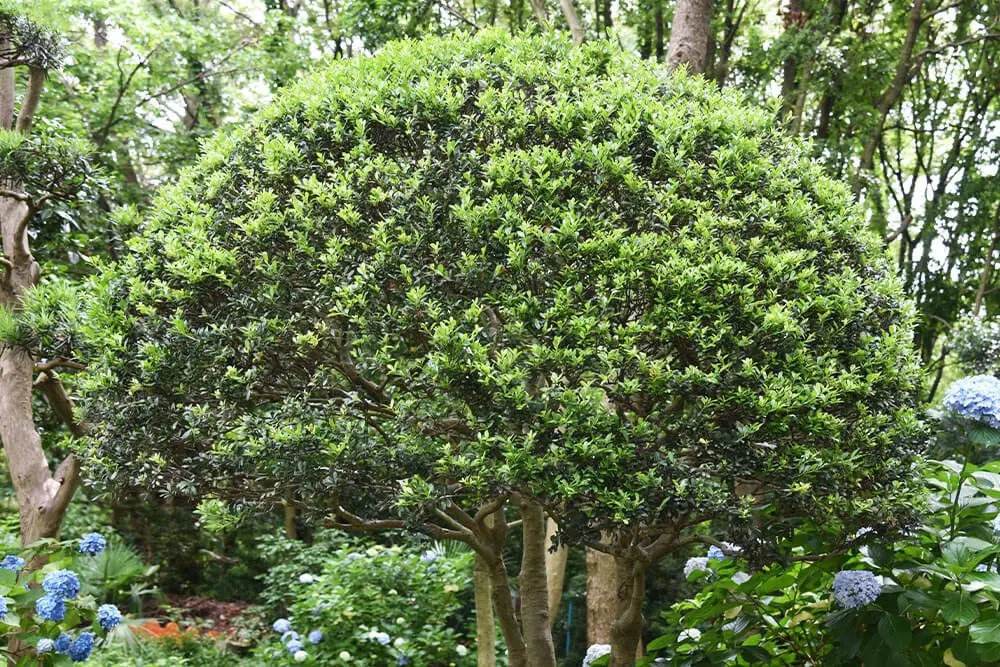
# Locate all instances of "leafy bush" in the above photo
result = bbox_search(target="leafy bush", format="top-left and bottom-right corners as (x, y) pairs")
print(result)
(257, 539), (477, 665)
(649, 447), (1000, 664)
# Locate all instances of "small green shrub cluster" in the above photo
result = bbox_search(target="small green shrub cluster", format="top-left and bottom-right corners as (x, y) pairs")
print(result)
(257, 538), (477, 665)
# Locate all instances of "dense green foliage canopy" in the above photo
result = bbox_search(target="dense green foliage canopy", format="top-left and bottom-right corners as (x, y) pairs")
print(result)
(67, 30), (924, 551)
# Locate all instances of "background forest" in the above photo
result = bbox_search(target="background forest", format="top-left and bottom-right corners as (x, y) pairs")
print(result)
(0, 0), (998, 665)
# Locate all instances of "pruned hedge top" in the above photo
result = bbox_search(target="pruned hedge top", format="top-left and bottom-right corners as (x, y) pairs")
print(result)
(79, 30), (923, 544)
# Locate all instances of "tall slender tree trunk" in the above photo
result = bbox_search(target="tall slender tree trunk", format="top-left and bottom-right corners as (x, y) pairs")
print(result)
(519, 499), (557, 667)
(544, 518), (568, 624)
(475, 511), (497, 667)
(654, 3), (665, 62)
(586, 546), (617, 645)
(489, 556), (528, 667)
(609, 557), (646, 667)
(560, 0), (585, 45)
(666, 0), (713, 74)
(475, 554), (497, 667)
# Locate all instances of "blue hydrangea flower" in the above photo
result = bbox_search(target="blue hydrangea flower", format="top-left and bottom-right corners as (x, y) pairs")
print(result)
(308, 630), (323, 644)
(0, 555), (25, 572)
(97, 603), (123, 631)
(832, 570), (881, 608)
(54, 633), (71, 654)
(944, 375), (1000, 427)
(273, 618), (292, 633)
(36, 638), (55, 654)
(0, 598), (7, 620)
(36, 594), (67, 621)
(420, 550), (438, 563)
(42, 569), (80, 600)
(68, 632), (95, 662)
(287, 639), (304, 654)
(707, 542), (740, 561)
(79, 533), (107, 557)
(993, 514), (1000, 535)
(376, 632), (391, 645)
(282, 630), (300, 644)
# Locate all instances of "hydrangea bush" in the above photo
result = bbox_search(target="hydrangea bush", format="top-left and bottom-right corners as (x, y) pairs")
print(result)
(257, 540), (478, 665)
(647, 454), (1000, 666)
(0, 532), (125, 664)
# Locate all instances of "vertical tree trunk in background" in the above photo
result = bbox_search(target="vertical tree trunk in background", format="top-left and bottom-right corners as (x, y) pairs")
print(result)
(609, 557), (646, 667)
(654, 3), (665, 62)
(852, 0), (923, 195)
(0, 39), (14, 127)
(780, 0), (802, 121)
(560, 0), (585, 45)
(544, 518), (568, 624)
(974, 209), (1000, 316)
(586, 547), (617, 645)
(283, 500), (298, 539)
(519, 499), (557, 667)
(529, 0), (548, 27)
(666, 0), (713, 74)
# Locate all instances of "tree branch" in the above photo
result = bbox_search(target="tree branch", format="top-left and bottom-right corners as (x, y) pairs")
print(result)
(35, 358), (87, 373)
(14, 66), (45, 134)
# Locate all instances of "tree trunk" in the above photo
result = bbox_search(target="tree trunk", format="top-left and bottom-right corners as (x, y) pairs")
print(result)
(666, 0), (713, 74)
(559, 0), (585, 45)
(0, 38), (13, 129)
(544, 518), (568, 624)
(779, 0), (802, 121)
(283, 500), (298, 539)
(519, 499), (557, 667)
(475, 554), (497, 667)
(0, 46), (80, 555)
(609, 557), (646, 667)
(586, 546), (617, 645)
(488, 557), (527, 667)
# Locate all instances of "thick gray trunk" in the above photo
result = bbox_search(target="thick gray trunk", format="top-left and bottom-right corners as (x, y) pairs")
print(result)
(666, 0), (713, 74)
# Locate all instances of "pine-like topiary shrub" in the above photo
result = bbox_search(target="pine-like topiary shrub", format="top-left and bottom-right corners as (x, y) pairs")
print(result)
(70, 30), (925, 665)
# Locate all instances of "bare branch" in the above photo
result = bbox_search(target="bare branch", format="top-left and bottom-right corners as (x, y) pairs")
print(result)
(34, 358), (87, 373)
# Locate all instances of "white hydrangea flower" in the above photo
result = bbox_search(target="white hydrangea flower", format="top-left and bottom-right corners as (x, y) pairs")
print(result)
(338, 650), (351, 660)
(683, 557), (710, 579)
(456, 645), (469, 656)
(294, 650), (308, 662)
(582, 644), (611, 666)
(678, 628), (702, 642)
(299, 573), (315, 584)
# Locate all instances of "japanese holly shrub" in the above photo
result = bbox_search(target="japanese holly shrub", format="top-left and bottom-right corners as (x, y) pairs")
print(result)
(258, 541), (477, 665)
(71, 29), (923, 557)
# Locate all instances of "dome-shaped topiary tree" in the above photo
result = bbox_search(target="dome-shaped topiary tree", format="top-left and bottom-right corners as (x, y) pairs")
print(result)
(61, 30), (925, 666)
